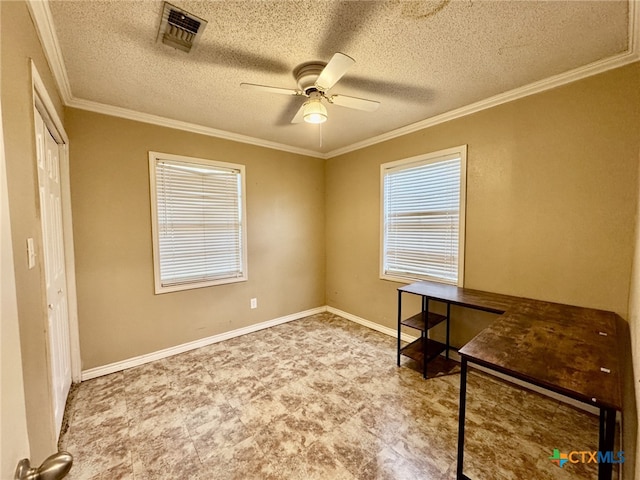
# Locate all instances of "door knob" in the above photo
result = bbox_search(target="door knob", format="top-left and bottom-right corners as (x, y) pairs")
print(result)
(15, 452), (73, 480)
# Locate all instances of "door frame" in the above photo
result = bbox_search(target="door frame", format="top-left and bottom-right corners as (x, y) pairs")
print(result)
(31, 60), (81, 383)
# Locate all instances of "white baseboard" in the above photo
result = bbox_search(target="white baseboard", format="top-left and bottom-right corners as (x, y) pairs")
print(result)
(80, 304), (603, 415)
(81, 306), (327, 380)
(326, 306), (419, 343)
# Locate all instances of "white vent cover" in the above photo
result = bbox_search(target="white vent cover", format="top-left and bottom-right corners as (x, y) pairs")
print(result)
(157, 2), (207, 53)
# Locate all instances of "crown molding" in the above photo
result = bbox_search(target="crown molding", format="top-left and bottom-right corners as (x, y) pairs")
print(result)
(67, 98), (325, 158)
(326, 0), (639, 158)
(29, 0), (639, 161)
(326, 0), (640, 158)
(326, 51), (640, 159)
(26, 0), (73, 103)
(26, 0), (323, 158)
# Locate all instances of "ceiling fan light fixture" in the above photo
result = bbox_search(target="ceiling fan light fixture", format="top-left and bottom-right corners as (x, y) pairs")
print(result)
(303, 99), (327, 124)
(242, 53), (379, 126)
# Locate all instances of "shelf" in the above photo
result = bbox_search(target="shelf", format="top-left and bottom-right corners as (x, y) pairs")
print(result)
(397, 289), (452, 379)
(400, 337), (447, 365)
(401, 311), (447, 332)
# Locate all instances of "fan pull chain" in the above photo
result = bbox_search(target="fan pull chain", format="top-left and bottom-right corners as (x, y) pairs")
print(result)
(319, 123), (323, 149)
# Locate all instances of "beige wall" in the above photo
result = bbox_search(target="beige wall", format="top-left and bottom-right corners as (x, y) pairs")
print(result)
(326, 62), (640, 345)
(629, 146), (640, 480)
(0, 2), (32, 475)
(1, 0), (66, 464)
(0, 105), (31, 480)
(66, 109), (325, 370)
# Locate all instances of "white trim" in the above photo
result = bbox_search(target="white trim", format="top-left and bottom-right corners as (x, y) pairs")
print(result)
(31, 62), (68, 144)
(26, 0), (73, 103)
(326, 49), (640, 158)
(458, 148), (467, 288)
(80, 301), (604, 416)
(81, 306), (327, 380)
(31, 61), (82, 384)
(67, 97), (325, 159)
(326, 306), (418, 343)
(148, 151), (249, 294)
(380, 145), (467, 287)
(28, 0), (640, 160)
(57, 142), (81, 382)
(630, 0), (640, 56)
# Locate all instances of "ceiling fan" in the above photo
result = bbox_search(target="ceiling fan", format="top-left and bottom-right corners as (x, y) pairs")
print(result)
(240, 52), (380, 125)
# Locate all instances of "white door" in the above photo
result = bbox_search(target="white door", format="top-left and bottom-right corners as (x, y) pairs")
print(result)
(35, 109), (72, 438)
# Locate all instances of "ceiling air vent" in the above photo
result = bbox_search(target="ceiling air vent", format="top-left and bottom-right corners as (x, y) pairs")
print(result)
(157, 3), (207, 53)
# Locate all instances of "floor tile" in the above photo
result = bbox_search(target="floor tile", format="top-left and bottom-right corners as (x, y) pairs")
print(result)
(60, 312), (606, 479)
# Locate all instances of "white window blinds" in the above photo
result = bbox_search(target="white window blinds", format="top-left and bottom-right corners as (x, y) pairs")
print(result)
(150, 153), (247, 292)
(382, 149), (466, 285)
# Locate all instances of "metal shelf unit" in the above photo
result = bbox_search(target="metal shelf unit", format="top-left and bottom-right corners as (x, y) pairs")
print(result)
(397, 290), (451, 378)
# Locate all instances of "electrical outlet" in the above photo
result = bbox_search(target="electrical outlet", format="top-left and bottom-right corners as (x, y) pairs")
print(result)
(250, 298), (257, 309)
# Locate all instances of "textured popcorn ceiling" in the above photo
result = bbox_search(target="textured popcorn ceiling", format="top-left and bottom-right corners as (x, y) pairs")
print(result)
(48, 0), (630, 154)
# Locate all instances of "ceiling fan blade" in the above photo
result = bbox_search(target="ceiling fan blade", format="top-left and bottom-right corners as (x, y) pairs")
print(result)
(291, 103), (306, 124)
(240, 83), (301, 96)
(315, 52), (355, 91)
(330, 94), (380, 112)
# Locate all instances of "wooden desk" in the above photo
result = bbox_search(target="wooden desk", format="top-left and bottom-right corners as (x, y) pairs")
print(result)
(397, 281), (624, 480)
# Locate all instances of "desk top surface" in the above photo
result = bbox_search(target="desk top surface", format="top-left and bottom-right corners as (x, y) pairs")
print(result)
(399, 281), (624, 411)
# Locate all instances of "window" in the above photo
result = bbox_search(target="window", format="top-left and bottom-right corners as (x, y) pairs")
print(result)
(149, 152), (247, 293)
(381, 145), (467, 286)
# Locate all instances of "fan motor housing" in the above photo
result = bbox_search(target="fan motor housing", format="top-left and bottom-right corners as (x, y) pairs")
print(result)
(294, 63), (326, 94)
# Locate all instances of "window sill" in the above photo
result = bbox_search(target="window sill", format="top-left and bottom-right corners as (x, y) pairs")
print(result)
(154, 275), (248, 294)
(380, 273), (459, 287)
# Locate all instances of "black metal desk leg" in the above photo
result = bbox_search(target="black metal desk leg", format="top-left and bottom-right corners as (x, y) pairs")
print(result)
(456, 358), (468, 480)
(397, 290), (402, 367)
(598, 408), (616, 480)
(423, 298), (429, 379)
(445, 303), (451, 360)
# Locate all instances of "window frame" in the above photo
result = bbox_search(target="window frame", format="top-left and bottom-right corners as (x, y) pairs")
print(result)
(148, 151), (248, 294)
(380, 145), (467, 287)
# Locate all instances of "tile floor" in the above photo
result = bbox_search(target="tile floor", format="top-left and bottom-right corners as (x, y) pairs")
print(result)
(60, 312), (605, 479)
